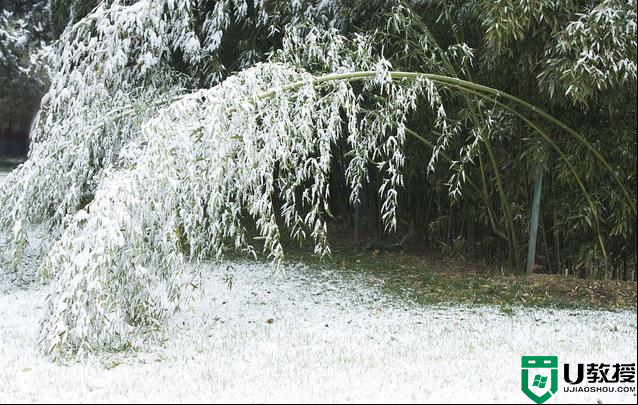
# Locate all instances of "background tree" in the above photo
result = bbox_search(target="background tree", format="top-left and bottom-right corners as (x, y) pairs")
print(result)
(0, 0), (49, 143)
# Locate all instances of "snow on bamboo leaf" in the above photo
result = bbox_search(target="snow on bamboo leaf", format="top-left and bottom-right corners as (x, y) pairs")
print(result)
(0, 0), (206, 275)
(39, 62), (427, 358)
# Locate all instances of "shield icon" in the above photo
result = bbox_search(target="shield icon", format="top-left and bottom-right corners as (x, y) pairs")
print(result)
(521, 356), (558, 404)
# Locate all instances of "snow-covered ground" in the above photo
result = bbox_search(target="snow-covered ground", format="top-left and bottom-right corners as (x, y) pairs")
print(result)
(0, 260), (636, 403)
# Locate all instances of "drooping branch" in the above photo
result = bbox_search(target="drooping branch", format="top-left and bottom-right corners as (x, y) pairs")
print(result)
(266, 70), (635, 217)
(36, 65), (633, 361)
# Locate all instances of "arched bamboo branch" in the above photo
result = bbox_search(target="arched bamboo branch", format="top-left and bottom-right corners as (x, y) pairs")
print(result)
(255, 71), (635, 216)
(252, 69), (627, 270)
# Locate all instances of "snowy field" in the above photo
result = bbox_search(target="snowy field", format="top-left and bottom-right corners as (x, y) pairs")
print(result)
(0, 259), (636, 403)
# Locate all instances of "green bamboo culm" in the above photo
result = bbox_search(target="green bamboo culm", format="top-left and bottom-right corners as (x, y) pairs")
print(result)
(526, 146), (548, 277)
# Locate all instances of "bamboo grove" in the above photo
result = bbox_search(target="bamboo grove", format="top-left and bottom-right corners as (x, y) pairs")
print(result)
(1, 1), (636, 281)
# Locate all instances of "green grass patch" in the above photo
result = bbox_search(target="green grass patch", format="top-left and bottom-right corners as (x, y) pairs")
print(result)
(277, 238), (637, 312)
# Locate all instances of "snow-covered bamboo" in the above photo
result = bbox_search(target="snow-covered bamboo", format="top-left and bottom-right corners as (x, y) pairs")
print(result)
(37, 61), (433, 358)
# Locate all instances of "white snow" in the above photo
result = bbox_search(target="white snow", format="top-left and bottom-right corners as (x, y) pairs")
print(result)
(0, 260), (636, 403)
